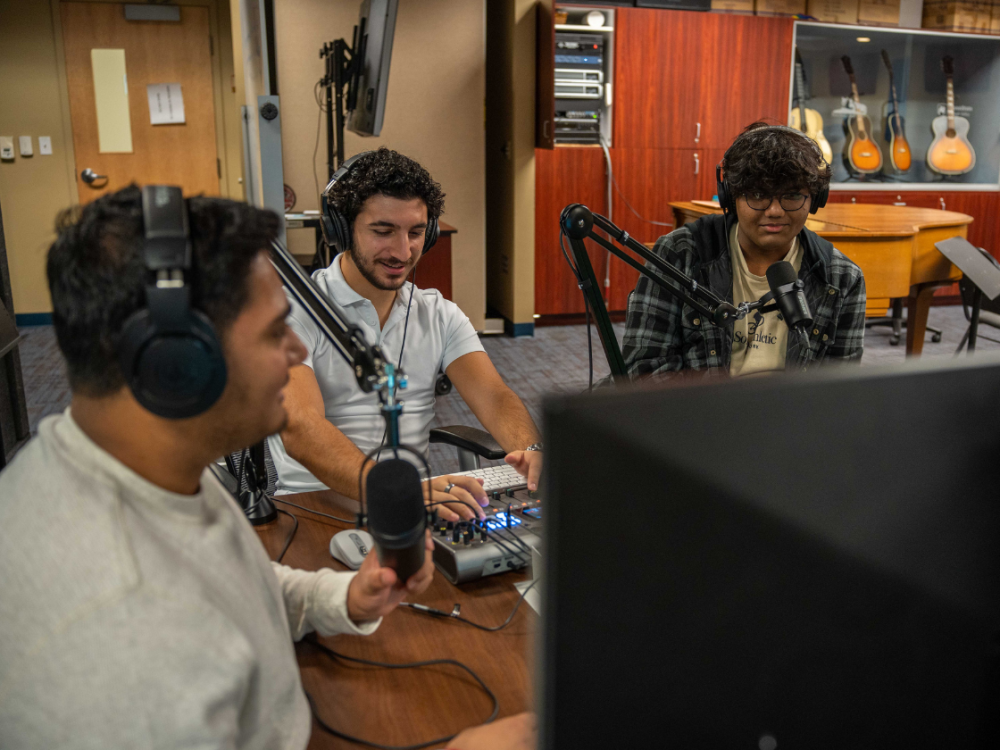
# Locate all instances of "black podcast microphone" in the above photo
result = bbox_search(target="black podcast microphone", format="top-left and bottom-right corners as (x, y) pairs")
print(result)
(364, 459), (427, 582)
(765, 261), (813, 332)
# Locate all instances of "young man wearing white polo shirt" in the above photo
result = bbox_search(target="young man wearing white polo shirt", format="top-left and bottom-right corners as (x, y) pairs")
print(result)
(269, 149), (542, 521)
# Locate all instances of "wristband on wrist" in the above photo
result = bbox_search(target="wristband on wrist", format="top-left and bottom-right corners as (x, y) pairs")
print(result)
(525, 442), (544, 452)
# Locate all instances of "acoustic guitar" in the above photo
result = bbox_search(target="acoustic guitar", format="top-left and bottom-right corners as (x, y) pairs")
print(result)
(841, 55), (883, 175)
(788, 49), (832, 164)
(881, 49), (911, 173)
(927, 55), (975, 176)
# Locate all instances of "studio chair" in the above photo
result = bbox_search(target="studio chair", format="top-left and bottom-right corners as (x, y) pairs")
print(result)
(865, 298), (942, 346)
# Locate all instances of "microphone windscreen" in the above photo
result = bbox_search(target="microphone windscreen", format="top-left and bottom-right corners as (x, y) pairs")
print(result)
(766, 261), (798, 290)
(366, 459), (425, 534)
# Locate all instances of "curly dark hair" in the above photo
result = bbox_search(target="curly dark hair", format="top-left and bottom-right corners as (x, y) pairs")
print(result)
(722, 121), (831, 201)
(47, 185), (280, 396)
(327, 147), (445, 243)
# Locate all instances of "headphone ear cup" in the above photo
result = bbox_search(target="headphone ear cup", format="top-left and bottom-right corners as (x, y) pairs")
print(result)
(118, 309), (227, 419)
(715, 165), (734, 216)
(811, 185), (829, 214)
(423, 218), (439, 254)
(333, 211), (351, 253)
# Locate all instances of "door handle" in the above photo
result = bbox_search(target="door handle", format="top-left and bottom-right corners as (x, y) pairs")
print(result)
(693, 153), (700, 175)
(939, 197), (946, 210)
(543, 120), (550, 140)
(695, 122), (701, 143)
(81, 168), (108, 186)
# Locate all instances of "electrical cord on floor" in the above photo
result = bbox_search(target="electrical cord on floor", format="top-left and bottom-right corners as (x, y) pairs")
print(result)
(399, 578), (539, 633)
(271, 495), (356, 524)
(274, 507), (298, 563)
(304, 635), (499, 750)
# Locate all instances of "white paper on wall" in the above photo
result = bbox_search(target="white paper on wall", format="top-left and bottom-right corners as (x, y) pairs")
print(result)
(147, 83), (186, 125)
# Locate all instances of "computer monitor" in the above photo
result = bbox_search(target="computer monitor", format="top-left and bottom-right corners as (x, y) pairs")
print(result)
(347, 0), (398, 137)
(540, 357), (1000, 748)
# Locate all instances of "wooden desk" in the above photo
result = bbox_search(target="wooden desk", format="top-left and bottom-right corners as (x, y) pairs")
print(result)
(669, 202), (972, 356)
(255, 490), (533, 749)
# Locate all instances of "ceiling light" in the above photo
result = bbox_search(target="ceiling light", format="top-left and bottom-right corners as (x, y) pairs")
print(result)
(857, 36), (871, 42)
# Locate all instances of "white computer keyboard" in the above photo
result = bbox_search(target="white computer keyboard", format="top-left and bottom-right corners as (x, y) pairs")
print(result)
(438, 463), (527, 493)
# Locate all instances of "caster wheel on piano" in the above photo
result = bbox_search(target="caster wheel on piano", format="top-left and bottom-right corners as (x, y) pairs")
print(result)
(890, 335), (900, 346)
(932, 333), (942, 343)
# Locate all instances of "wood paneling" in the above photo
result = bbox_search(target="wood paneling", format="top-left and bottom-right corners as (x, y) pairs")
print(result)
(613, 9), (794, 150)
(606, 148), (709, 310)
(613, 8), (706, 149)
(696, 14), (796, 148)
(534, 147), (608, 316)
(61, 2), (219, 202)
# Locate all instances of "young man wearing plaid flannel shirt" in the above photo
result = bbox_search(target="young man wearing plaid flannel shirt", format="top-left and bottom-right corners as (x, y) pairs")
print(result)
(623, 122), (866, 378)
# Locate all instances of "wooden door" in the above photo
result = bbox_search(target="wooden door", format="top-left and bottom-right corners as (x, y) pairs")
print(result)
(613, 8), (705, 149)
(534, 147), (608, 316)
(607, 148), (703, 310)
(61, 2), (219, 203)
(696, 14), (794, 149)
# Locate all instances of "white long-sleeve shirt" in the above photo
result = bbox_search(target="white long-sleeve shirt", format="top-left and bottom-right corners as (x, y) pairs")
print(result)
(0, 410), (379, 749)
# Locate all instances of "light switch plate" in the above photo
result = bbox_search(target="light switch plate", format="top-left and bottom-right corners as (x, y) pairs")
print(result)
(19, 136), (33, 157)
(0, 136), (14, 161)
(38, 136), (53, 155)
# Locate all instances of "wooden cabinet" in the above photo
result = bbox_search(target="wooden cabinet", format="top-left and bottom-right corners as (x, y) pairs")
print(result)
(613, 9), (793, 150)
(534, 147), (608, 317)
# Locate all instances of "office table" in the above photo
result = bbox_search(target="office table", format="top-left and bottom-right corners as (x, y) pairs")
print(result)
(669, 202), (972, 356)
(255, 490), (534, 749)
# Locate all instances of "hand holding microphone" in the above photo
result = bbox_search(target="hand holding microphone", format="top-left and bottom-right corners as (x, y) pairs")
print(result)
(346, 529), (435, 625)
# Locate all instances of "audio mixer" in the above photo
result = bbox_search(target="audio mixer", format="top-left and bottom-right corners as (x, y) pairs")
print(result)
(431, 487), (542, 584)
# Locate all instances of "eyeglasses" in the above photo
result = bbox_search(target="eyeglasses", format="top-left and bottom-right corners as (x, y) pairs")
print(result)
(743, 191), (810, 212)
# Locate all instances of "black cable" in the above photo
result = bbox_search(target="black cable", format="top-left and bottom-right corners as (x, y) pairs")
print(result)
(271, 495), (356, 524)
(375, 266), (416, 461)
(400, 578), (539, 633)
(274, 508), (299, 563)
(304, 637), (498, 750)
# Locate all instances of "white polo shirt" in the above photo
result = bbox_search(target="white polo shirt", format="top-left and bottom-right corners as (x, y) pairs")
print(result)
(268, 254), (485, 494)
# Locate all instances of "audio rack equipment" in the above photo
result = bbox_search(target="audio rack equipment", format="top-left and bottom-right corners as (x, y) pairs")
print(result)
(431, 487), (542, 584)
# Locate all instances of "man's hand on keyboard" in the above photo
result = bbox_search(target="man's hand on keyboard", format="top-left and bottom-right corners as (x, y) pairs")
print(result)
(504, 450), (543, 492)
(425, 475), (488, 522)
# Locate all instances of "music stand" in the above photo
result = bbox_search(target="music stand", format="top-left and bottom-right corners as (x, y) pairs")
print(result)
(934, 237), (1000, 353)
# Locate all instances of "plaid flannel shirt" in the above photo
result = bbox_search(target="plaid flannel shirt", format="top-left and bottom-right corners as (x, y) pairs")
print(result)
(622, 214), (866, 377)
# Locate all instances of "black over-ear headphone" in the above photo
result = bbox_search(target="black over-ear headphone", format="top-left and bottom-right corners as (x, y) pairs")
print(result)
(716, 125), (830, 220)
(319, 151), (440, 256)
(118, 185), (227, 419)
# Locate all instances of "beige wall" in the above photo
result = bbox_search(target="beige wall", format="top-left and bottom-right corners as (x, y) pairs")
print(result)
(0, 0), (243, 315)
(273, 0), (487, 330)
(0, 0), (78, 315)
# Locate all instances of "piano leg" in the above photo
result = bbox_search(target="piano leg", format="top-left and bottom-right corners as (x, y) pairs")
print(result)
(905, 282), (948, 356)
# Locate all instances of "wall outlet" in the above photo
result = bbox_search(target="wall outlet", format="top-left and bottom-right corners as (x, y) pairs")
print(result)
(38, 136), (53, 155)
(19, 136), (33, 157)
(0, 136), (14, 161)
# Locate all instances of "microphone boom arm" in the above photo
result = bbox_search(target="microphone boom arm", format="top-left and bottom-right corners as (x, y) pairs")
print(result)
(561, 204), (744, 327)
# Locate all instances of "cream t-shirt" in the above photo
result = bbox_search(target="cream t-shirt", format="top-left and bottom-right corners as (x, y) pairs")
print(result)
(728, 224), (803, 377)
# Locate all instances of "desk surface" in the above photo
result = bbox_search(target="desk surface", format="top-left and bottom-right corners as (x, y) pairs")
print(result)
(255, 490), (533, 750)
